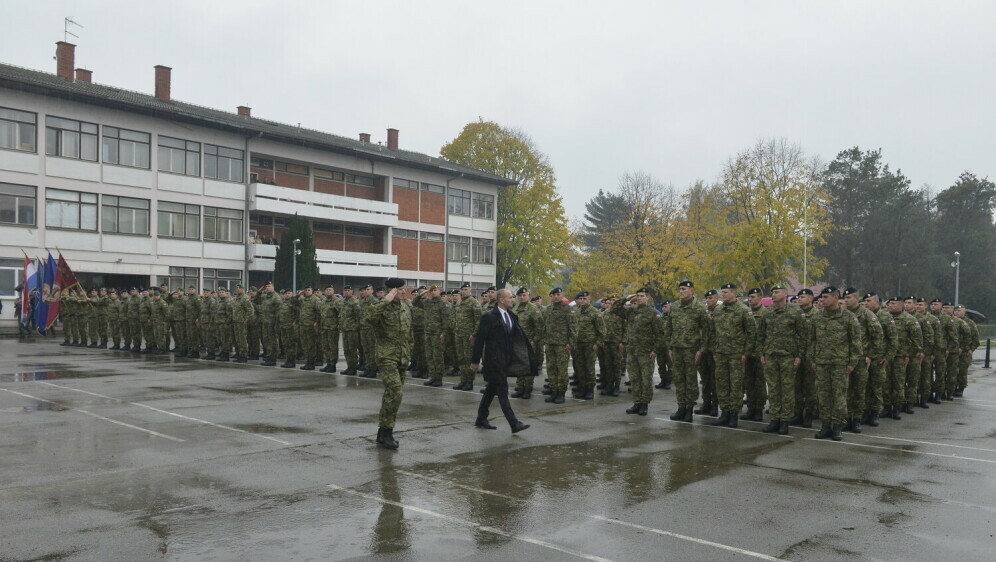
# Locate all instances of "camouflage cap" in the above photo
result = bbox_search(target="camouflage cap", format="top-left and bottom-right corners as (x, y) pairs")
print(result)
(770, 283), (788, 291)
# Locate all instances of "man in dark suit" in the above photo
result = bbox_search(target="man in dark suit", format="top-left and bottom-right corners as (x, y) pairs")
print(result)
(471, 289), (534, 434)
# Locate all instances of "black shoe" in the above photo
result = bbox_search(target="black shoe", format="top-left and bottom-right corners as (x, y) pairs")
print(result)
(453, 381), (467, 390)
(831, 424), (843, 441)
(424, 380), (443, 387)
(511, 421), (530, 434)
(300, 363), (315, 371)
(762, 420), (780, 433)
(708, 404), (719, 417)
(778, 421), (789, 435)
(787, 413), (803, 426)
(866, 412), (880, 427)
(626, 403), (641, 414)
(682, 407), (692, 422)
(637, 404), (648, 416)
(654, 381), (667, 389)
(261, 360), (277, 366)
(187, 352), (200, 359)
(87, 343), (98, 348)
(851, 420), (862, 434)
(216, 354), (230, 362)
(552, 392), (565, 404)
(521, 390), (532, 399)
(814, 422), (832, 439)
(728, 412), (738, 428)
(320, 365), (335, 373)
(740, 409), (755, 421)
(918, 397), (930, 409)
(891, 407), (902, 420)
(461, 384), (474, 392)
(60, 342), (70, 346)
(607, 386), (620, 397)
(475, 419), (498, 430)
(547, 392), (561, 404)
(943, 393), (954, 401)
(360, 370), (377, 378)
(711, 412), (730, 426)
(802, 413), (813, 429)
(669, 407), (687, 421)
(954, 387), (964, 397)
(203, 353), (216, 360)
(842, 420), (853, 433)
(248, 355), (259, 361)
(903, 403), (915, 414)
(581, 390), (594, 401)
(541, 388), (553, 395)
(234, 357), (247, 364)
(693, 402), (709, 415)
(378, 428), (399, 450)
(511, 389), (525, 398)
(341, 368), (356, 376)
(280, 361), (296, 369)
(930, 394), (942, 404)
(174, 348), (186, 355)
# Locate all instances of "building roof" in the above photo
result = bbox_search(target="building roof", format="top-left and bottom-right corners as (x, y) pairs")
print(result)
(0, 62), (514, 187)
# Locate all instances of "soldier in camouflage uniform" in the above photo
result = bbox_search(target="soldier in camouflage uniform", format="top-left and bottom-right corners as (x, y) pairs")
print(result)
(183, 286), (201, 358)
(756, 283), (806, 434)
(901, 297), (926, 414)
(955, 305), (979, 396)
(694, 290), (720, 417)
(666, 281), (712, 422)
(511, 287), (543, 398)
(117, 290), (131, 350)
(598, 294), (626, 398)
(913, 297), (938, 408)
(421, 285), (447, 387)
(371, 278), (413, 450)
(359, 285), (380, 377)
(808, 287), (861, 441)
(481, 286), (497, 314)
(168, 288), (186, 354)
(444, 290), (459, 375)
(540, 287), (576, 404)
(571, 291), (605, 400)
(278, 289), (300, 368)
(885, 296), (922, 419)
(297, 286), (321, 370)
(150, 289), (169, 354)
(409, 287), (427, 377)
(623, 288), (658, 416)
(453, 282), (483, 391)
(742, 288), (766, 421)
(232, 284), (254, 363)
(92, 288), (108, 347)
(789, 289), (819, 428)
(339, 286), (361, 375)
(105, 290), (121, 349)
(319, 286), (342, 373)
(257, 282), (280, 366)
(862, 293), (895, 427)
(941, 303), (960, 400)
(928, 299), (950, 403)
(708, 283), (757, 427)
(139, 288), (154, 353)
(195, 290), (213, 359)
(843, 288), (883, 433)
(654, 300), (673, 390)
(246, 287), (261, 360)
(212, 287), (233, 361)
(126, 288), (141, 352)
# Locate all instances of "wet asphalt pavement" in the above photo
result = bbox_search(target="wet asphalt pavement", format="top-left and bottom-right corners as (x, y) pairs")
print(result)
(0, 338), (993, 562)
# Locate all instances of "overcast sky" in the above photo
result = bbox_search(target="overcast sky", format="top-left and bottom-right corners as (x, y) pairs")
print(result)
(3, 1), (994, 219)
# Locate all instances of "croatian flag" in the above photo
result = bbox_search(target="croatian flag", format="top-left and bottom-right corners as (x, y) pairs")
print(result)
(35, 252), (57, 335)
(21, 253), (38, 327)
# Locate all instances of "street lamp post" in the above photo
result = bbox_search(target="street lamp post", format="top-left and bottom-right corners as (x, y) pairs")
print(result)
(953, 251), (961, 305)
(292, 238), (301, 293)
(460, 255), (469, 286)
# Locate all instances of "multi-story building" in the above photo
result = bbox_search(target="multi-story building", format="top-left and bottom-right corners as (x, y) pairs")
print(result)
(0, 42), (510, 324)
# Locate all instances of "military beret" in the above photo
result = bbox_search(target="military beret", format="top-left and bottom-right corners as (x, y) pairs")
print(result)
(576, 291), (590, 299)
(636, 287), (650, 294)
(480, 291), (488, 297)
(235, 283), (244, 289)
(484, 286), (495, 292)
(678, 280), (694, 288)
(516, 287), (529, 295)
(549, 287), (563, 296)
(187, 285), (196, 289)
(300, 285), (311, 290)
(820, 286), (838, 296)
(130, 287), (137, 291)
(943, 301), (954, 307)
(264, 280), (273, 285)
(904, 295), (916, 301)
(770, 283), (788, 291)
(704, 289), (718, 297)
(531, 296), (541, 302)
(282, 288), (292, 294)
(416, 285), (426, 291)
(661, 300), (671, 305)
(361, 284), (373, 291)
(797, 289), (814, 296)
(930, 298), (942, 303)
(385, 278), (406, 289)
(604, 292), (619, 300)
(218, 286), (228, 291)
(863, 292), (878, 300)
(954, 304), (965, 309)
(159, 283), (168, 288)
(249, 286), (258, 292)
(916, 296), (927, 303)
(888, 296), (903, 303)
(748, 288), (762, 296)
(342, 285), (352, 290)
(99, 287), (107, 292)
(461, 282), (471, 289)
(842, 287), (859, 297)
(721, 283), (737, 290)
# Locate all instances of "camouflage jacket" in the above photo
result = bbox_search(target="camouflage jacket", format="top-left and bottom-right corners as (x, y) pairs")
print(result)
(757, 303), (807, 357)
(808, 306), (861, 367)
(709, 300), (757, 356)
(541, 300), (577, 346)
(664, 297), (711, 352)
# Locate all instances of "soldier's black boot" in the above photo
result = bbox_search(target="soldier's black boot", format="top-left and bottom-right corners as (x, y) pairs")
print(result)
(762, 420), (780, 433)
(943, 392), (954, 401)
(814, 422), (832, 439)
(711, 411), (730, 426)
(787, 412), (803, 426)
(801, 412), (813, 429)
(831, 424), (843, 441)
(510, 388), (525, 398)
(683, 407), (693, 423)
(375, 427), (384, 444)
(203, 352), (216, 360)
(216, 353), (230, 362)
(778, 421), (790, 435)
(740, 409), (756, 421)
(918, 396), (929, 409)
(424, 379), (443, 387)
(930, 393), (942, 405)
(654, 380), (667, 389)
(248, 354), (259, 361)
(378, 428), (399, 450)
(300, 363), (315, 371)
(866, 411), (880, 427)
(552, 392), (565, 404)
(637, 404), (648, 416)
(890, 405), (902, 420)
(581, 389), (594, 400)
(954, 387), (964, 397)
(852, 418), (862, 433)
(626, 403), (641, 414)
(903, 402), (915, 414)
(708, 403), (719, 417)
(669, 407), (687, 421)
(693, 401), (709, 415)
(842, 419), (853, 432)
(728, 411), (738, 428)
(607, 385), (620, 397)
(261, 359), (277, 366)
(280, 360), (296, 369)
(521, 389), (532, 399)
(320, 364), (336, 373)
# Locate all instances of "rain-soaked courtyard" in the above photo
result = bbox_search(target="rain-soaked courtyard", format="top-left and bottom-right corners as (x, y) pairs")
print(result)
(0, 337), (993, 561)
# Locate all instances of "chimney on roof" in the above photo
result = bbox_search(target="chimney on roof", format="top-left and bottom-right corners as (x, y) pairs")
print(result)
(154, 65), (172, 101)
(55, 41), (75, 80)
(387, 128), (399, 150)
(359, 132), (371, 143)
(75, 68), (92, 83)
(237, 105), (251, 117)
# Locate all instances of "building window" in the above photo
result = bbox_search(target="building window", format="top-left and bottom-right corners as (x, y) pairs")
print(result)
(167, 266), (200, 291)
(314, 168), (344, 181)
(313, 221), (343, 233)
(250, 156), (273, 169)
(158, 202), (200, 239)
(45, 116), (98, 161)
(0, 183), (36, 226)
(204, 144), (244, 182)
(0, 106), (36, 153)
(102, 195), (150, 235)
(204, 207), (243, 243)
(392, 228), (418, 239)
(273, 216), (289, 228)
(275, 161), (308, 175)
(345, 173), (374, 187)
(45, 189), (97, 231)
(345, 225), (375, 236)
(158, 136), (201, 176)
(473, 238), (494, 264)
(472, 192), (494, 219)
(202, 268), (242, 292)
(393, 178), (418, 190)
(421, 182), (445, 194)
(420, 231), (444, 242)
(102, 126), (151, 168)
(249, 213), (273, 226)
(448, 188), (471, 216)
(448, 235), (470, 261)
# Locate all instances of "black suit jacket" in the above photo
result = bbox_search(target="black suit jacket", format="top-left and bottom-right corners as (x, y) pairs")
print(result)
(472, 306), (538, 383)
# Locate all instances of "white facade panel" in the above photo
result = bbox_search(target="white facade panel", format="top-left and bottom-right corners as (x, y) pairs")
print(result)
(250, 183), (397, 226)
(204, 242), (244, 261)
(158, 173), (203, 196)
(0, 150), (41, 174)
(102, 235), (152, 255)
(0, 226), (39, 248)
(46, 229), (100, 251)
(70, 260), (169, 276)
(205, 179), (245, 201)
(449, 215), (474, 230)
(103, 165), (154, 189)
(318, 262), (396, 278)
(157, 238), (203, 258)
(45, 157), (100, 183)
(470, 263), (496, 277)
(253, 197), (398, 227)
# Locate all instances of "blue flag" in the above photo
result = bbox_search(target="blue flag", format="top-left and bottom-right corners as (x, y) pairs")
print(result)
(35, 253), (56, 335)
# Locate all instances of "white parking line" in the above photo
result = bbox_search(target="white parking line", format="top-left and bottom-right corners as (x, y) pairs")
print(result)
(0, 388), (184, 443)
(655, 417), (794, 438)
(36, 381), (292, 446)
(396, 471), (789, 561)
(800, 438), (996, 464)
(327, 484), (615, 562)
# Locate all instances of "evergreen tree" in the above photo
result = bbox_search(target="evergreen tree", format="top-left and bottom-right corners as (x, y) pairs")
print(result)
(273, 214), (320, 291)
(581, 189), (628, 250)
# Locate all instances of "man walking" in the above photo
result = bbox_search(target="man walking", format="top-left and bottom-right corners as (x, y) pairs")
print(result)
(471, 289), (533, 434)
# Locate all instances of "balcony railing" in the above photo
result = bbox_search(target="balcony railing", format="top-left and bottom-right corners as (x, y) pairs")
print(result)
(249, 183), (398, 227)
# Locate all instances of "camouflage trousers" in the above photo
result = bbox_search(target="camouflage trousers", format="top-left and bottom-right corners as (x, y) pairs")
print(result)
(280, 324), (298, 360)
(61, 317), (72, 343)
(514, 342), (542, 392)
(656, 344), (672, 386)
(866, 360), (887, 414)
(321, 328), (340, 366)
(815, 364), (849, 425)
(917, 358), (932, 399)
(698, 352), (716, 406)
(261, 323), (278, 361)
(361, 329), (378, 371)
(945, 352), (960, 394)
(793, 357), (818, 417)
(444, 329), (457, 371)
(886, 356), (909, 407)
(130, 319), (141, 348)
(424, 331), (444, 381)
(600, 342), (623, 390)
(545, 344), (571, 393)
(300, 325), (320, 364)
(571, 343), (597, 392)
(378, 355), (407, 429)
(93, 317), (107, 345)
(958, 351), (971, 389)
(744, 356), (766, 412)
(342, 330), (360, 369)
(672, 348), (700, 408)
(171, 321), (185, 351)
(714, 353), (745, 414)
(846, 361), (869, 423)
(155, 321), (169, 351)
(247, 323), (260, 357)
(412, 325), (425, 370)
(108, 319), (121, 347)
(142, 321), (154, 350)
(456, 332), (475, 384)
(905, 357), (921, 402)
(201, 323), (215, 353)
(216, 323), (232, 355)
(186, 321), (201, 351)
(234, 322), (249, 358)
(932, 354), (948, 395)
(627, 348), (655, 404)
(118, 321), (129, 347)
(764, 355), (795, 421)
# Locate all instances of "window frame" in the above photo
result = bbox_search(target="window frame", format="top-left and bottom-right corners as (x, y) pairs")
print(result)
(157, 136), (201, 176)
(0, 183), (37, 226)
(393, 178), (418, 190)
(101, 195), (151, 236)
(447, 188), (471, 216)
(157, 201), (201, 239)
(420, 231), (444, 242)
(203, 206), (244, 243)
(421, 182), (445, 194)
(44, 188), (98, 231)
(275, 161), (309, 176)
(204, 144), (245, 183)
(102, 126), (151, 169)
(0, 106), (37, 153)
(472, 192), (495, 219)
(447, 234), (471, 261)
(45, 116), (98, 162)
(472, 237), (494, 264)
(392, 228), (418, 239)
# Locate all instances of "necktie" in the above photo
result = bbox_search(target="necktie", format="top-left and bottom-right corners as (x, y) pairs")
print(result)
(503, 311), (512, 334)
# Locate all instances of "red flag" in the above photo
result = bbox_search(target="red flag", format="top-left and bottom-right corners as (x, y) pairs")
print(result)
(56, 253), (80, 292)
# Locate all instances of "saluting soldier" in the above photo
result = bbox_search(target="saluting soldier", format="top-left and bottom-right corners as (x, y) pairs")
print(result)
(756, 283), (806, 434)
(257, 282), (280, 366)
(808, 287), (861, 441)
(117, 290), (131, 350)
(453, 283), (483, 391)
(540, 287), (577, 404)
(665, 281), (712, 422)
(511, 287), (543, 398)
(197, 290), (215, 359)
(371, 278), (413, 450)
(358, 285), (380, 377)
(169, 288), (186, 355)
(339, 285), (361, 375)
(139, 288), (155, 353)
(409, 286), (428, 378)
(106, 290), (122, 349)
(843, 288), (883, 433)
(421, 284), (447, 387)
(213, 287), (234, 361)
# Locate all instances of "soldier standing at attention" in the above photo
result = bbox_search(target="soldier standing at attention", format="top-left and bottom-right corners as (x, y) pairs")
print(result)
(708, 283), (756, 428)
(941, 302), (960, 400)
(184, 286), (202, 358)
(885, 296), (922, 420)
(654, 300), (673, 390)
(913, 297), (937, 408)
(297, 286), (322, 370)
(421, 285), (446, 387)
(116, 290), (130, 350)
(408, 286), (427, 377)
(371, 278), (413, 450)
(665, 281), (712, 422)
(93, 288), (108, 348)
(599, 294), (626, 398)
(694, 289), (720, 417)
(453, 282), (483, 391)
(169, 288), (186, 355)
(257, 282), (280, 366)
(214, 287), (234, 361)
(198, 290), (215, 359)
(928, 298), (950, 404)
(901, 297), (926, 414)
(862, 293), (896, 426)
(541, 287), (577, 404)
(247, 287), (262, 360)
(105, 290), (121, 349)
(571, 291), (605, 400)
(125, 287), (139, 352)
(789, 289), (818, 428)
(278, 289), (299, 368)
(623, 288), (658, 416)
(808, 287), (861, 441)
(232, 284), (254, 363)
(443, 290), (459, 376)
(151, 289), (170, 354)
(139, 288), (155, 353)
(843, 288), (883, 433)
(511, 287), (543, 398)
(319, 286), (342, 373)
(481, 286), (498, 313)
(359, 285), (379, 378)
(742, 288), (766, 421)
(339, 285), (361, 375)
(954, 305), (979, 397)
(756, 283), (806, 434)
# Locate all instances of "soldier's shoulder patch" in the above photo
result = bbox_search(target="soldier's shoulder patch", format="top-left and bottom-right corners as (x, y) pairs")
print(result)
(871, 317), (879, 322)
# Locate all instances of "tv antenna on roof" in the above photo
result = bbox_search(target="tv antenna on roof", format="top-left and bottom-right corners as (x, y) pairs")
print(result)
(64, 17), (83, 42)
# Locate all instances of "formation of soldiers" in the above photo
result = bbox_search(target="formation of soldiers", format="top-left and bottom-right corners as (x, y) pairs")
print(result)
(52, 278), (982, 446)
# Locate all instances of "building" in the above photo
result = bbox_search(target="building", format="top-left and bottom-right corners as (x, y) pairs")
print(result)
(0, 42), (510, 324)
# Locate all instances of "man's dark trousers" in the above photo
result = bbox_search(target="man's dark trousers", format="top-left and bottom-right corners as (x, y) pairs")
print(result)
(478, 377), (519, 425)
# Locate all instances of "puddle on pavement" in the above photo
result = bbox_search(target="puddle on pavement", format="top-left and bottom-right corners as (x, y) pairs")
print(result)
(228, 423), (312, 434)
(0, 370), (121, 382)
